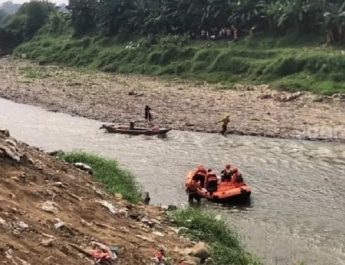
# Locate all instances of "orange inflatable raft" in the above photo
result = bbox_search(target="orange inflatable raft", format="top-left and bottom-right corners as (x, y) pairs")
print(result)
(185, 169), (251, 202)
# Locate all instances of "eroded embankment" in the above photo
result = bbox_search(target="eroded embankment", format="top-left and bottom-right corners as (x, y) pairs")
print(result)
(0, 129), (209, 265)
(0, 57), (345, 142)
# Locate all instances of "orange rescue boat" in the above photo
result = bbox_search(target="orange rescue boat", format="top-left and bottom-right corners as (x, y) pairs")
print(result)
(185, 168), (251, 203)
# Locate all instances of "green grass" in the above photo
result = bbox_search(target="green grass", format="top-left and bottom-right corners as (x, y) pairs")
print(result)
(13, 32), (345, 94)
(170, 208), (262, 265)
(59, 152), (141, 203)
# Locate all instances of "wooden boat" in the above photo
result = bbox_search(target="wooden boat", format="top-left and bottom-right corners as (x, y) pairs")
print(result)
(185, 168), (251, 203)
(100, 124), (171, 136)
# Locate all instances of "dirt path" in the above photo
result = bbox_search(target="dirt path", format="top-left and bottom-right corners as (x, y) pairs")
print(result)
(1, 57), (345, 142)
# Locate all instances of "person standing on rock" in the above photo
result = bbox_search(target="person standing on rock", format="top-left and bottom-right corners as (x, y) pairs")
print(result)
(145, 105), (152, 121)
(216, 114), (230, 135)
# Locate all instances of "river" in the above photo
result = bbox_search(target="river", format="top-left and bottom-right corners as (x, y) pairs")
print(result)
(1, 97), (344, 265)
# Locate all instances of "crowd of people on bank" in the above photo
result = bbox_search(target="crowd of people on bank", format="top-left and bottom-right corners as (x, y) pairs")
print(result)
(197, 26), (239, 41)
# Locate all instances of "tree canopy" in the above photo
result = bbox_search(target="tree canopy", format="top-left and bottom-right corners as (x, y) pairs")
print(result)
(0, 1), (56, 52)
(63, 0), (345, 44)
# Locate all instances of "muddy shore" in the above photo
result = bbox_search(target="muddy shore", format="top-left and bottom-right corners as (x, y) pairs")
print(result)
(1, 57), (344, 142)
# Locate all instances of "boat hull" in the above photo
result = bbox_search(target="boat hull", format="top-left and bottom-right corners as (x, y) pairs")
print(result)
(185, 170), (251, 203)
(101, 125), (171, 135)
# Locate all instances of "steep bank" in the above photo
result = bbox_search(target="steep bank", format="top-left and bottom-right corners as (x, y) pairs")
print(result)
(0, 129), (194, 264)
(1, 57), (345, 142)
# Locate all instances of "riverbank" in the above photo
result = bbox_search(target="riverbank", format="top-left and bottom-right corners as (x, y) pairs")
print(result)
(0, 129), (262, 265)
(13, 33), (345, 95)
(1, 57), (344, 142)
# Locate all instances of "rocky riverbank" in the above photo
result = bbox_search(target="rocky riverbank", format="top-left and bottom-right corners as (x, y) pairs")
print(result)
(1, 57), (344, 142)
(0, 129), (214, 265)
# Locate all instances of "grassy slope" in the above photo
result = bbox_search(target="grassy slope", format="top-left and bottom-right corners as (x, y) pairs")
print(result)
(59, 152), (141, 203)
(171, 208), (263, 265)
(14, 32), (345, 94)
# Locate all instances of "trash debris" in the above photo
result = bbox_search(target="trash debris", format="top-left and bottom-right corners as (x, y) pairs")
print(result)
(176, 227), (189, 235)
(0, 144), (20, 162)
(73, 162), (93, 175)
(152, 231), (164, 237)
(96, 200), (117, 214)
(89, 242), (118, 265)
(136, 234), (155, 243)
(41, 238), (54, 247)
(117, 208), (128, 216)
(54, 219), (65, 230)
(152, 248), (167, 265)
(141, 217), (154, 227)
(0, 217), (6, 225)
(16, 221), (29, 230)
(40, 201), (59, 214)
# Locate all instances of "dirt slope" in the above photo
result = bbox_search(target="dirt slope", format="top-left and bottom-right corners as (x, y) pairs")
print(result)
(0, 129), (195, 265)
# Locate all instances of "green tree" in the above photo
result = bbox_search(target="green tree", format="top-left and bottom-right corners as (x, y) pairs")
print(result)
(67, 0), (98, 36)
(17, 1), (55, 39)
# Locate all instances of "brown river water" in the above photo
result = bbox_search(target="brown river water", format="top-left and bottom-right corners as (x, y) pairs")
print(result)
(1, 97), (345, 265)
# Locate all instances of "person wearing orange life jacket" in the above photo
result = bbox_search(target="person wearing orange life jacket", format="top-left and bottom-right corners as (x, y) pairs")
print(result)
(205, 169), (218, 194)
(186, 179), (201, 203)
(230, 168), (239, 183)
(193, 165), (207, 187)
(221, 164), (232, 182)
(186, 165), (205, 203)
(230, 168), (244, 187)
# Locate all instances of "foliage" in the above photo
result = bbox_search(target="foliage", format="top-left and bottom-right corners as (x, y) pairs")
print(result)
(170, 208), (262, 265)
(0, 1), (55, 52)
(67, 0), (98, 36)
(59, 152), (141, 203)
(61, 0), (345, 45)
(0, 27), (21, 53)
(16, 1), (55, 39)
